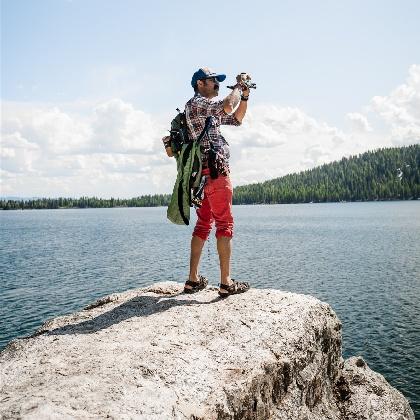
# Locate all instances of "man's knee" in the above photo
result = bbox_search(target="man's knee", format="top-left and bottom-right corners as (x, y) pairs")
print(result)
(193, 231), (210, 241)
(215, 221), (234, 239)
(193, 220), (212, 240)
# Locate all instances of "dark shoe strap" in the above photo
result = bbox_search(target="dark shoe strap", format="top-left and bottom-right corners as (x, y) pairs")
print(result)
(219, 280), (249, 291)
(185, 275), (207, 288)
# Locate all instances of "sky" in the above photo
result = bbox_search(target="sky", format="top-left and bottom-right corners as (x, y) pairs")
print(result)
(1, 0), (420, 198)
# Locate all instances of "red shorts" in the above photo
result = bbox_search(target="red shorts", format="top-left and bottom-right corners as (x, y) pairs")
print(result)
(193, 169), (234, 240)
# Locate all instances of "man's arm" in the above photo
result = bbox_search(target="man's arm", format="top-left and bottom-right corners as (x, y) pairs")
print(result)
(223, 73), (251, 120)
(233, 84), (249, 123)
(223, 85), (241, 114)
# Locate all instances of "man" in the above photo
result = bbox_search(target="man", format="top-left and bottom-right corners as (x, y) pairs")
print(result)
(164, 67), (251, 297)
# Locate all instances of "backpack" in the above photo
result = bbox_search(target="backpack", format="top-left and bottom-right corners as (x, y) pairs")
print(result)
(168, 108), (188, 155)
(167, 109), (211, 225)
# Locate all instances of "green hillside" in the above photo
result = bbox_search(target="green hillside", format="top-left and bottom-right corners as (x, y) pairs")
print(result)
(233, 144), (420, 204)
(1, 144), (419, 210)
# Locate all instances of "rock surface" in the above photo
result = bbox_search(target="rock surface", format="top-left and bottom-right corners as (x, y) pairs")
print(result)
(0, 282), (414, 419)
(336, 357), (415, 420)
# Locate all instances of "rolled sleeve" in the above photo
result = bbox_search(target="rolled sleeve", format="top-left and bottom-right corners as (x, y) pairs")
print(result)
(191, 96), (225, 118)
(220, 113), (241, 126)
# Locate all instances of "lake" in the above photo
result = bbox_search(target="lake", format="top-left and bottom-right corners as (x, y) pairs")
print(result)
(1, 202), (419, 416)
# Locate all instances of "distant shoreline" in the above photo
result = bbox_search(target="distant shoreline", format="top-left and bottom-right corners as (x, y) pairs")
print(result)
(2, 144), (419, 210)
(1, 198), (419, 211)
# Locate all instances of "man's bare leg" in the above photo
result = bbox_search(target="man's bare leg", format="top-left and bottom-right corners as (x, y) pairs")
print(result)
(217, 236), (233, 292)
(185, 235), (206, 289)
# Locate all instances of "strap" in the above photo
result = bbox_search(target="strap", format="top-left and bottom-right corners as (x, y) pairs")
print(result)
(185, 279), (200, 287)
(185, 275), (207, 287)
(219, 280), (249, 291)
(184, 106), (211, 143)
(219, 282), (235, 291)
(177, 142), (194, 225)
(196, 116), (212, 143)
(193, 175), (206, 199)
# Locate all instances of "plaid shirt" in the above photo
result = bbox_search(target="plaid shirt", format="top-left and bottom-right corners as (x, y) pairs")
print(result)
(185, 93), (241, 175)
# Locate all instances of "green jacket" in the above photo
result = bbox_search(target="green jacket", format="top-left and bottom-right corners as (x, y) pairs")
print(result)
(167, 140), (202, 225)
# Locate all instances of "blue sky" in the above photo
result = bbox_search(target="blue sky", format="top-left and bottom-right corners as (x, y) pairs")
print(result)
(1, 0), (420, 197)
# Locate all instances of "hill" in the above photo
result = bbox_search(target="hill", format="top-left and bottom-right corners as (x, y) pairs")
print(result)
(233, 144), (420, 204)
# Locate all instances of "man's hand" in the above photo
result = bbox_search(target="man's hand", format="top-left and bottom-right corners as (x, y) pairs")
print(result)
(236, 73), (251, 97)
(241, 84), (250, 98)
(162, 136), (174, 157)
(224, 73), (251, 114)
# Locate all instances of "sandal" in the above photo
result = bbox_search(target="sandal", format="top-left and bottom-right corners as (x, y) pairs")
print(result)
(184, 275), (208, 294)
(218, 280), (250, 297)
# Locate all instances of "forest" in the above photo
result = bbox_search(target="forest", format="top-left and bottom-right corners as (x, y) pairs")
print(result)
(233, 144), (419, 204)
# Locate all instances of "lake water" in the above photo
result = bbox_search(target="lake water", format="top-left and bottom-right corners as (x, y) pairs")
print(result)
(1, 202), (419, 416)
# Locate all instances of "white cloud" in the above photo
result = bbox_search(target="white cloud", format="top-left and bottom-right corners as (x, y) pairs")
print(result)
(1, 132), (40, 174)
(90, 99), (158, 154)
(370, 64), (420, 145)
(2, 104), (91, 155)
(1, 99), (173, 197)
(1, 65), (419, 197)
(224, 105), (358, 185)
(346, 112), (372, 132)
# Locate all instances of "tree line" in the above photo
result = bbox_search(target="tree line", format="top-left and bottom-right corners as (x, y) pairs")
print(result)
(0, 195), (170, 210)
(233, 144), (420, 204)
(1, 144), (419, 210)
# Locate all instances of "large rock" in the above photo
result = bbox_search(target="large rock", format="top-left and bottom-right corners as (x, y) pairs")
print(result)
(0, 282), (414, 419)
(335, 357), (415, 420)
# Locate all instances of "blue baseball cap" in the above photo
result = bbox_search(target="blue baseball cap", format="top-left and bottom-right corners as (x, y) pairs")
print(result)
(191, 67), (226, 88)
